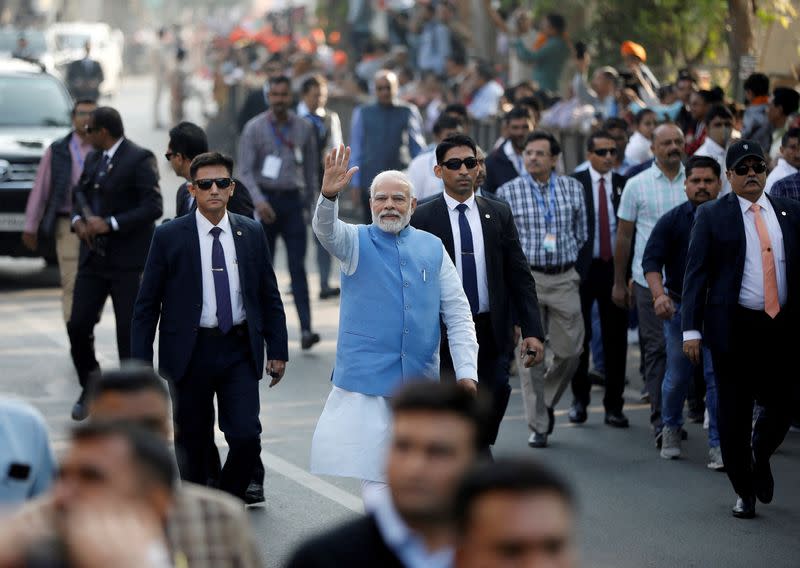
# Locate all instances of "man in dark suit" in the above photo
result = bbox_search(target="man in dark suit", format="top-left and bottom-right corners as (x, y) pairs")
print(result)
(166, 122), (254, 218)
(131, 152), (288, 501)
(682, 140), (800, 518)
(286, 381), (487, 568)
(65, 41), (104, 101)
(411, 134), (544, 450)
(569, 130), (629, 427)
(482, 106), (533, 194)
(68, 107), (162, 421)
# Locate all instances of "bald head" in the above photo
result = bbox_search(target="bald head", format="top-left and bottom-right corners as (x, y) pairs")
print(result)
(652, 124), (685, 172)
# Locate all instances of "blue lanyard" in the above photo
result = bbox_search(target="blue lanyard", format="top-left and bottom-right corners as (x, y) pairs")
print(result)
(70, 135), (85, 171)
(527, 173), (557, 231)
(268, 115), (294, 150)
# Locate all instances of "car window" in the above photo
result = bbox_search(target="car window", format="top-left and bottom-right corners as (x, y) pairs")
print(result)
(54, 32), (91, 51)
(0, 29), (48, 55)
(0, 76), (71, 127)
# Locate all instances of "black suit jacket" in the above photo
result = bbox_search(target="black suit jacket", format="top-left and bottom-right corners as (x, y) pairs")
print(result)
(285, 514), (404, 568)
(131, 212), (288, 382)
(411, 194), (544, 350)
(483, 143), (521, 195)
(571, 168), (626, 280)
(65, 58), (104, 99)
(175, 178), (255, 218)
(72, 138), (163, 270)
(681, 192), (800, 352)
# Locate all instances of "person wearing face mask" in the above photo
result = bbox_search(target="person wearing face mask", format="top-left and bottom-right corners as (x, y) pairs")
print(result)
(309, 145), (478, 503)
(695, 104), (736, 196)
(625, 109), (658, 166)
(642, 156), (724, 466)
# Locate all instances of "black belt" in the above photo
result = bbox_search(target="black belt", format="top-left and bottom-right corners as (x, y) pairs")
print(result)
(56, 212), (72, 219)
(530, 262), (574, 275)
(197, 322), (248, 337)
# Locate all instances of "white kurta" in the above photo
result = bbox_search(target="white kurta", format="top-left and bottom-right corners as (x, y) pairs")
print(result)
(309, 195), (478, 482)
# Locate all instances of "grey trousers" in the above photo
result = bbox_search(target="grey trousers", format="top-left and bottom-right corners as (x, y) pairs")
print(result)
(634, 282), (666, 432)
(518, 268), (584, 434)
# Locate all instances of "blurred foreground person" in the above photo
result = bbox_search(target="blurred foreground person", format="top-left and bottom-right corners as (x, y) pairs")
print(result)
(454, 458), (577, 568)
(288, 381), (488, 568)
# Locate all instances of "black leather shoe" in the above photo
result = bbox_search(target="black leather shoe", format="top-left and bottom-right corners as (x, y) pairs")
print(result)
(71, 391), (88, 421)
(319, 287), (341, 300)
(732, 496), (756, 519)
(528, 431), (548, 448)
(244, 482), (265, 505)
(547, 406), (555, 434)
(568, 402), (587, 424)
(301, 331), (321, 350)
(754, 459), (774, 504)
(604, 411), (630, 428)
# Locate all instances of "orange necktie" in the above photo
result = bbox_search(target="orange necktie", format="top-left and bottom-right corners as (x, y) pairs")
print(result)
(751, 204), (780, 318)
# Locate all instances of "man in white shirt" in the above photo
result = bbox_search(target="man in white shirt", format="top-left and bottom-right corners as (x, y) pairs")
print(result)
(682, 140), (800, 519)
(466, 62), (504, 120)
(408, 115), (463, 202)
(765, 127), (800, 193)
(695, 104), (735, 196)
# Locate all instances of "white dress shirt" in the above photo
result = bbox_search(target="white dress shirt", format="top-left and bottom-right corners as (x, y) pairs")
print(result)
(624, 131), (653, 165)
(683, 192), (787, 341)
(765, 157), (799, 194)
(588, 166), (617, 258)
(407, 148), (443, 201)
(443, 192), (490, 313)
(694, 136), (731, 195)
(195, 210), (246, 328)
(503, 139), (526, 176)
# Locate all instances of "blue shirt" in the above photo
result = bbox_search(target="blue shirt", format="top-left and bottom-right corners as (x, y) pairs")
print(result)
(641, 200), (697, 300)
(0, 399), (55, 508)
(372, 490), (454, 568)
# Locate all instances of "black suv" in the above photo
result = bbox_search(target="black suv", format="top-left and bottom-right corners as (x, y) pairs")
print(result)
(0, 58), (73, 261)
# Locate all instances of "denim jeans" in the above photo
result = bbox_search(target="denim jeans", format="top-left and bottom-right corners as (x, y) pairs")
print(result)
(590, 302), (605, 373)
(662, 303), (719, 447)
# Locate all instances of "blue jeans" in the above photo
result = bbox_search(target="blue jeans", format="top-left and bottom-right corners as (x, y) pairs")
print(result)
(590, 302), (605, 373)
(662, 303), (719, 447)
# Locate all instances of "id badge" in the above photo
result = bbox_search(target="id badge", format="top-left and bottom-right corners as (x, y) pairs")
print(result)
(261, 155), (282, 179)
(543, 233), (557, 254)
(294, 145), (303, 164)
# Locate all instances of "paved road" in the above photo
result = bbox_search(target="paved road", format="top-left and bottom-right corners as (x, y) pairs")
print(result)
(1, 76), (798, 568)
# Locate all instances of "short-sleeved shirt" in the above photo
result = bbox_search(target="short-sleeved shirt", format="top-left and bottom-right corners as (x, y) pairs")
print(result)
(616, 162), (687, 287)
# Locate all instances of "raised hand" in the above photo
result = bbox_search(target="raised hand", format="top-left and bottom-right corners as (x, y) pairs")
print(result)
(321, 144), (359, 199)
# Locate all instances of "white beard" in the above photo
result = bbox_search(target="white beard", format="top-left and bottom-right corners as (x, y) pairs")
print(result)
(373, 209), (411, 234)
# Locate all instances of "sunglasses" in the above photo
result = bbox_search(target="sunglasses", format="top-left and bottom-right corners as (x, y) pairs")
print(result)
(732, 162), (767, 176)
(441, 157), (479, 170)
(194, 177), (233, 190)
(593, 148), (618, 157)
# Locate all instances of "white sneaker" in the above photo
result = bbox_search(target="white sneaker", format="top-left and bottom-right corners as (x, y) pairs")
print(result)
(660, 427), (681, 459)
(707, 446), (724, 470)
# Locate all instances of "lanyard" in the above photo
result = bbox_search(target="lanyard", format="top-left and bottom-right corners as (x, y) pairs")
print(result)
(70, 135), (86, 171)
(527, 173), (557, 231)
(268, 114), (294, 150)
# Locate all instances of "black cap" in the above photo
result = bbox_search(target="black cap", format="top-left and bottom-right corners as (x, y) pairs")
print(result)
(725, 139), (766, 171)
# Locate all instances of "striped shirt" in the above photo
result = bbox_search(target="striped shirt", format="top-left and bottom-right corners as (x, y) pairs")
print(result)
(496, 173), (588, 267)
(616, 162), (687, 287)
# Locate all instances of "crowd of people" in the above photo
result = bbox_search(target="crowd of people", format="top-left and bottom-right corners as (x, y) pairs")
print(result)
(2, 2), (800, 565)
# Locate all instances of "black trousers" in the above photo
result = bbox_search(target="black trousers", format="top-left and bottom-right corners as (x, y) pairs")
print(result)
(571, 259), (628, 413)
(442, 313), (511, 447)
(711, 307), (794, 500)
(170, 328), (261, 501)
(67, 264), (140, 388)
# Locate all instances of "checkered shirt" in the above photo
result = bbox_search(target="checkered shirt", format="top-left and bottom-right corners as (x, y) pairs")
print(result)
(496, 173), (588, 267)
(771, 171), (800, 202)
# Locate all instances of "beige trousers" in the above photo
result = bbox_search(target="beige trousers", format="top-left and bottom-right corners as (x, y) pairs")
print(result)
(55, 217), (80, 322)
(517, 268), (585, 434)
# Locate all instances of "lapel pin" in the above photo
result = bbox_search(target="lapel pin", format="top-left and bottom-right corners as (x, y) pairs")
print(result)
(485, 214), (491, 219)
(781, 211), (786, 216)
(236, 230), (242, 236)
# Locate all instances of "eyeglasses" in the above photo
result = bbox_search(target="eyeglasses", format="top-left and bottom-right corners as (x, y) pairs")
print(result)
(592, 148), (618, 157)
(194, 177), (233, 190)
(732, 162), (767, 176)
(441, 157), (479, 170)
(164, 152), (176, 161)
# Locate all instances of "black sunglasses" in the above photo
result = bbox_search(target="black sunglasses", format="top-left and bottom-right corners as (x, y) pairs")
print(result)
(194, 178), (233, 190)
(441, 157), (479, 170)
(593, 148), (618, 157)
(732, 162), (767, 176)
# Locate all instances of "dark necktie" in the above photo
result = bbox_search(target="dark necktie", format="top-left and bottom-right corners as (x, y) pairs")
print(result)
(91, 153), (110, 213)
(597, 177), (612, 262)
(209, 227), (233, 333)
(456, 203), (479, 314)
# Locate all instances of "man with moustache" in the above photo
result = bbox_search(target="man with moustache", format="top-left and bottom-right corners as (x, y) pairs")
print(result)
(482, 106), (533, 195)
(614, 124), (687, 446)
(310, 145), (478, 502)
(411, 134), (545, 454)
(682, 140), (800, 518)
(642, 156), (723, 466)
